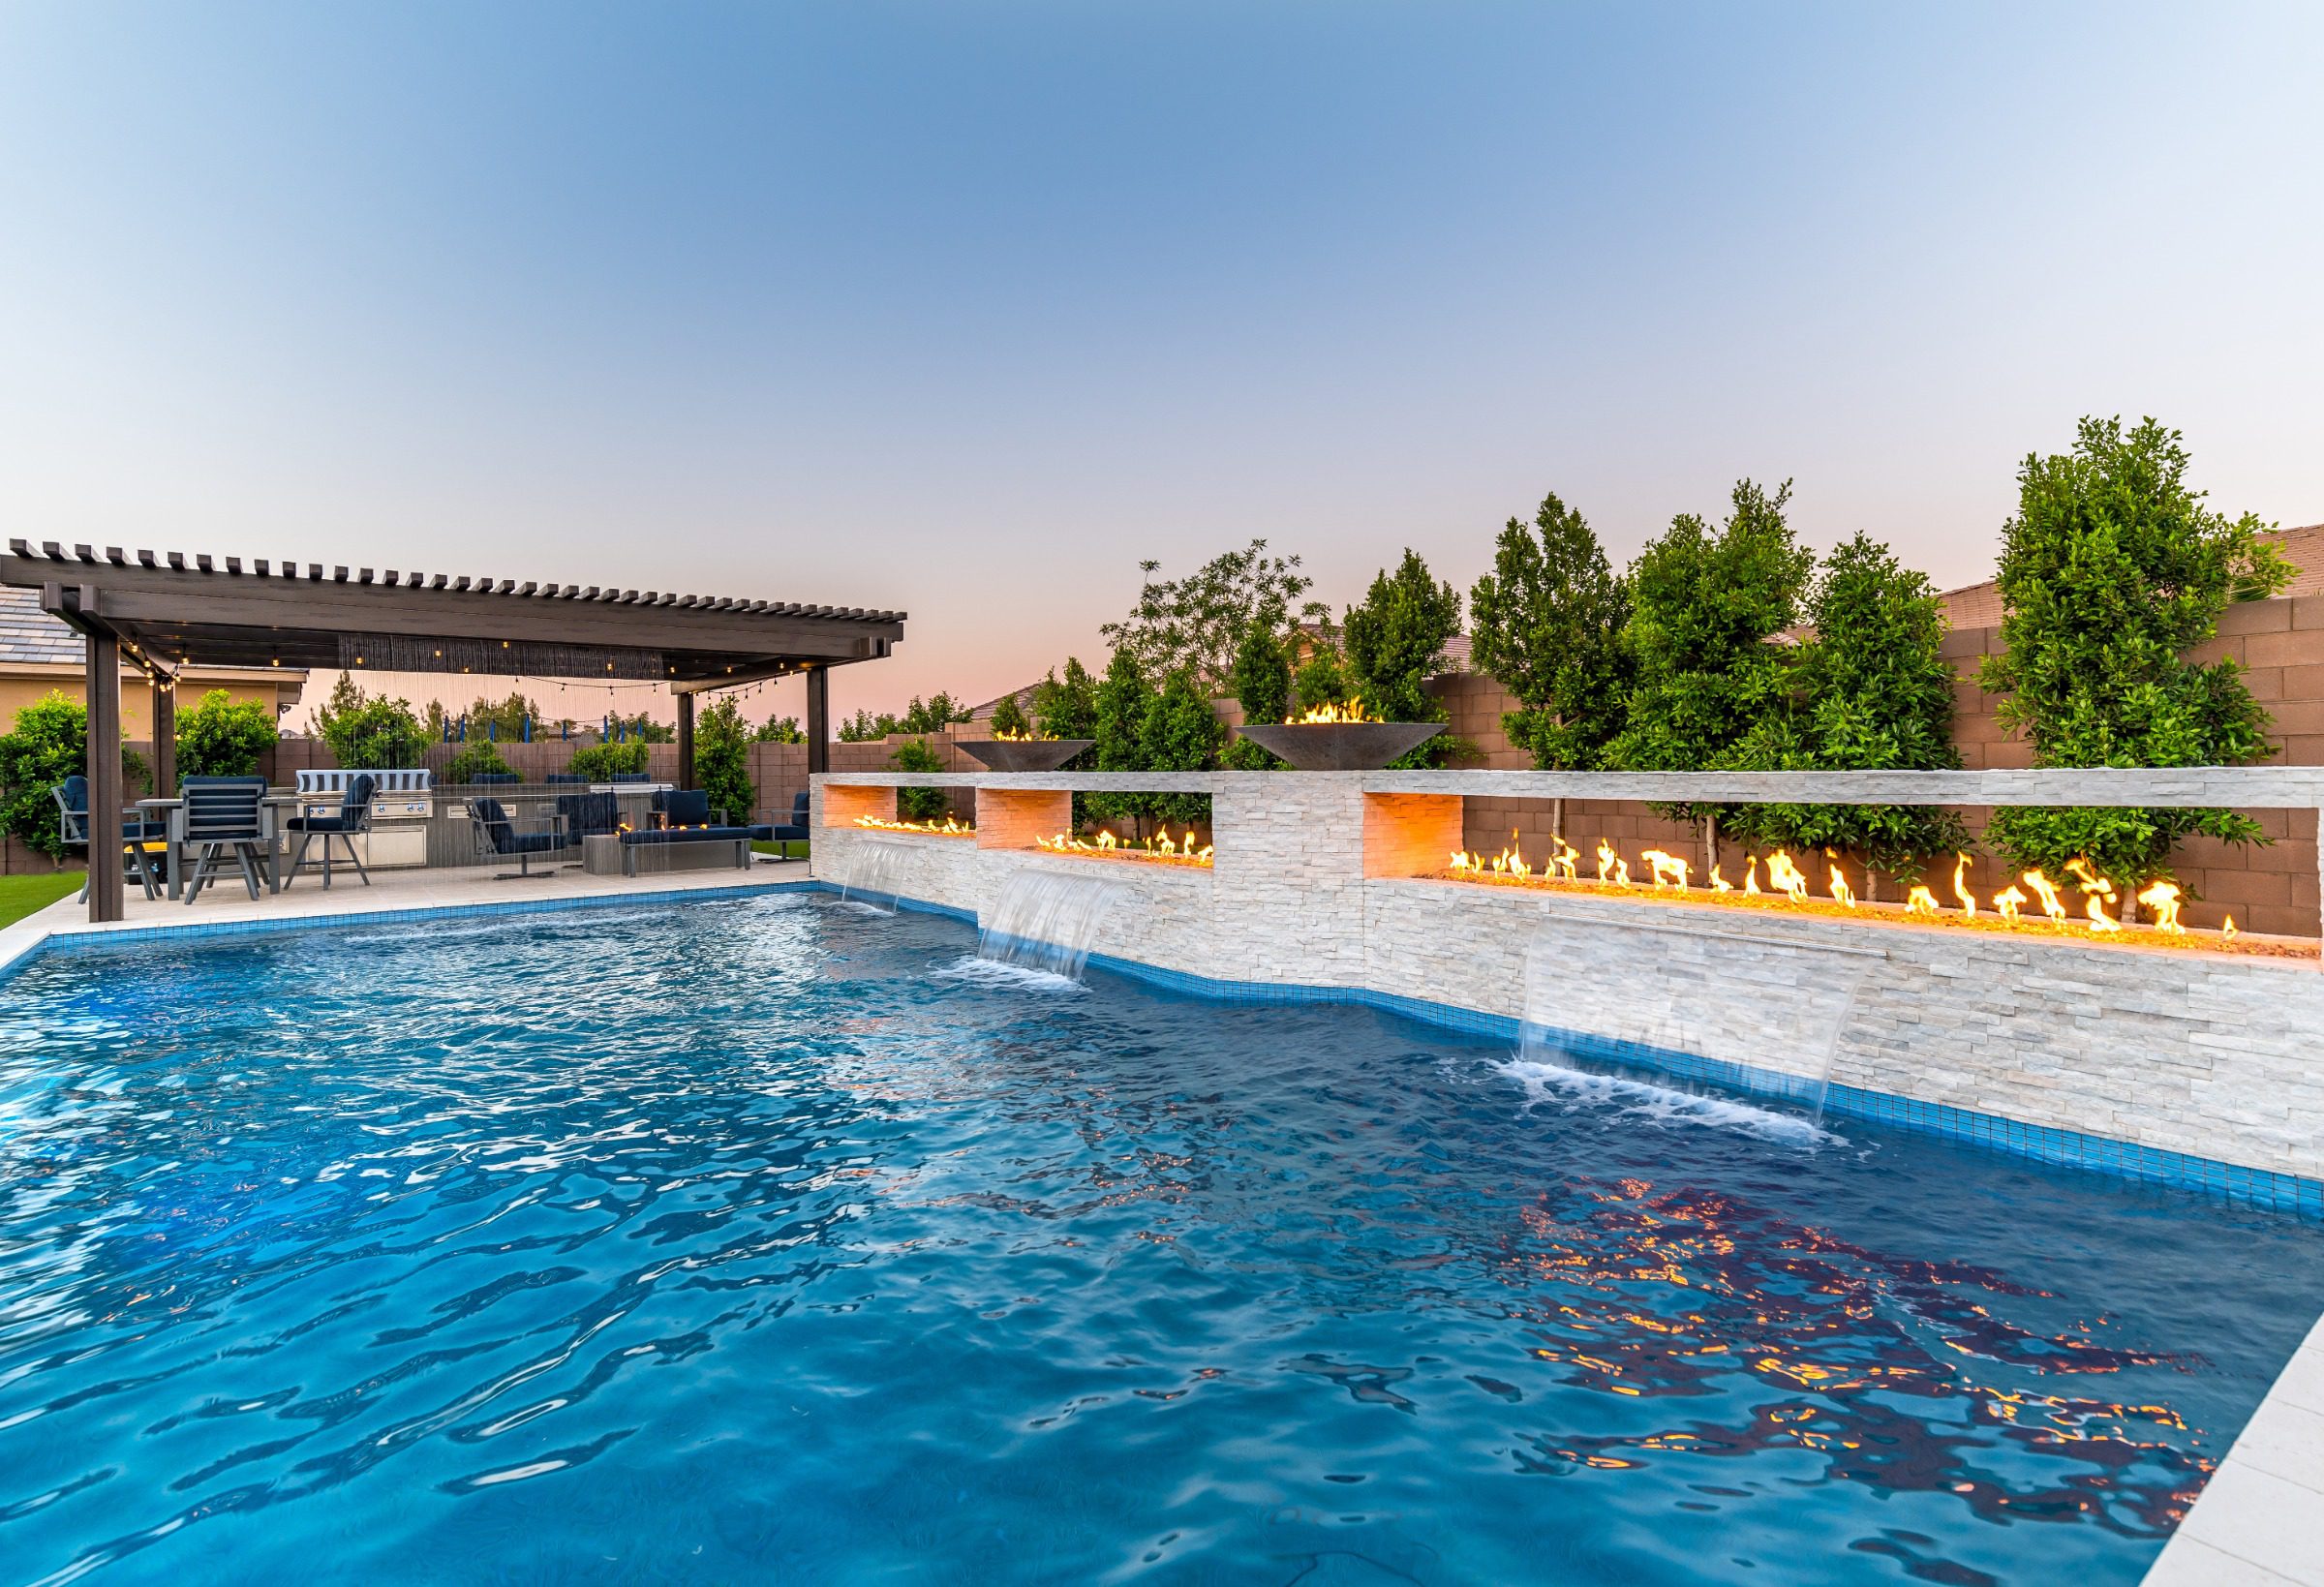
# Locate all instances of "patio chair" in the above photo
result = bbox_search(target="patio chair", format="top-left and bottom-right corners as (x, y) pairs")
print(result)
(53, 775), (166, 902)
(554, 791), (623, 839)
(749, 790), (810, 859)
(469, 796), (566, 878)
(282, 773), (375, 891)
(180, 776), (271, 904)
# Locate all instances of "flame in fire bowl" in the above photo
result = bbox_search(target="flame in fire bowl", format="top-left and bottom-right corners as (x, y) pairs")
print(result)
(1238, 721), (1443, 771)
(956, 739), (1095, 772)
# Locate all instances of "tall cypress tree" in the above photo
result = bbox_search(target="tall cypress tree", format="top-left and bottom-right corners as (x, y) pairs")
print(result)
(1469, 490), (1632, 772)
(1343, 548), (1462, 767)
(1734, 532), (1965, 887)
(1980, 416), (2290, 894)
(1222, 616), (1293, 769)
(1605, 479), (1815, 860)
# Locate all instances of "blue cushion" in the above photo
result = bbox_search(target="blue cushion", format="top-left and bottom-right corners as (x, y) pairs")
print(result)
(555, 792), (622, 837)
(286, 814), (361, 834)
(655, 788), (713, 827)
(60, 775), (89, 814)
(545, 774), (588, 784)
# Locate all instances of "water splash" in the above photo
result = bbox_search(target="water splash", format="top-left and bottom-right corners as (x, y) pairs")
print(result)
(1492, 1057), (1834, 1146)
(977, 869), (1121, 982)
(1519, 903), (1874, 1130)
(841, 838), (914, 913)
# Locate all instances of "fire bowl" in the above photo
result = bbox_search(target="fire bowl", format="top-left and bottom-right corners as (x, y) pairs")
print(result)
(957, 739), (1094, 773)
(1238, 721), (1443, 771)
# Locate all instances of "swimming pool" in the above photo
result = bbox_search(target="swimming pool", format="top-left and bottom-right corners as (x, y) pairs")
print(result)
(1, 893), (2318, 1585)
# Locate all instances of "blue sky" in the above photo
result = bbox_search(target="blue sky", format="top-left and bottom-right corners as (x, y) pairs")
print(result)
(3, 3), (2319, 725)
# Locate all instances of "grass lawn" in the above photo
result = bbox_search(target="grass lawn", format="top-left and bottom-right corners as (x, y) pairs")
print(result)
(751, 840), (810, 860)
(0, 870), (83, 930)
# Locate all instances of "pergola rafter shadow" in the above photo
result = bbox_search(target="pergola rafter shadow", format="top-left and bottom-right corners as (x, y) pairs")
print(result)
(1, 539), (905, 921)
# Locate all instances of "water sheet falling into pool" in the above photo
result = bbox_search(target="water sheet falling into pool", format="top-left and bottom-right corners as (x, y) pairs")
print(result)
(841, 838), (915, 912)
(1519, 902), (1877, 1127)
(978, 869), (1123, 981)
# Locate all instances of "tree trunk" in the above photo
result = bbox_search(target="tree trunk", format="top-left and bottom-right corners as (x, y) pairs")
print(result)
(1551, 798), (1564, 845)
(1702, 813), (1718, 886)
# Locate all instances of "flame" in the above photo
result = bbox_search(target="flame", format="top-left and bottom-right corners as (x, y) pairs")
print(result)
(1905, 885), (1940, 916)
(1549, 838), (1580, 881)
(1764, 849), (1810, 903)
(1951, 853), (1978, 918)
(2021, 870), (2068, 925)
(1096, 829), (1116, 850)
(1709, 864), (1732, 894)
(2222, 914), (2238, 941)
(2137, 880), (2185, 933)
(1743, 856), (1761, 896)
(1826, 857), (1855, 909)
(1287, 700), (1376, 724)
(1640, 849), (1690, 890)
(987, 726), (1055, 742)
(1995, 885), (2027, 922)
(1036, 828), (1213, 867)
(2063, 857), (2120, 932)
(854, 813), (973, 837)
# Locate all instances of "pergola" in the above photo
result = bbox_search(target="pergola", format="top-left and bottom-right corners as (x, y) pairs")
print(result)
(1, 539), (905, 922)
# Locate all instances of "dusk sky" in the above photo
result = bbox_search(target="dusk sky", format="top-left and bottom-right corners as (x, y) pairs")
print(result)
(4, 3), (2319, 729)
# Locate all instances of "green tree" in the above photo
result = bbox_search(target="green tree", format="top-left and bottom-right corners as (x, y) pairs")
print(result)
(987, 691), (1031, 737)
(0, 691), (142, 861)
(898, 693), (971, 734)
(443, 740), (516, 782)
(890, 738), (949, 821)
(1605, 479), (1816, 861)
(696, 696), (756, 822)
(1140, 669), (1224, 829)
(604, 711), (675, 745)
(1732, 533), (1966, 888)
(1087, 649), (1159, 835)
(317, 681), (429, 770)
(566, 740), (651, 779)
(1343, 548), (1462, 767)
(1030, 659), (1099, 742)
(174, 688), (277, 778)
(1468, 491), (1633, 772)
(753, 714), (804, 744)
(1291, 646), (1350, 715)
(1221, 616), (1293, 769)
(1979, 416), (2292, 897)
(839, 709), (902, 743)
(1100, 539), (1318, 682)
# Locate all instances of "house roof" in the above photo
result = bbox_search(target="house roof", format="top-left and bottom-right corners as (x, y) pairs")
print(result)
(0, 583), (86, 666)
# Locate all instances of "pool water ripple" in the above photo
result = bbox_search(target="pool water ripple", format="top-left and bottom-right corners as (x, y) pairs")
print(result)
(0, 895), (2317, 1585)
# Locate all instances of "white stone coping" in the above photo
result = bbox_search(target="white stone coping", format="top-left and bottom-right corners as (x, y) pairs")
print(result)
(817, 766), (2324, 808)
(2142, 1310), (2324, 1585)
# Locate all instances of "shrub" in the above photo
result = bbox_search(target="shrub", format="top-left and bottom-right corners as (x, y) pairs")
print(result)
(890, 737), (948, 821)
(174, 688), (278, 778)
(1291, 648), (1349, 714)
(1344, 548), (1461, 767)
(317, 682), (429, 770)
(444, 740), (516, 783)
(988, 691), (1031, 737)
(0, 691), (141, 861)
(566, 740), (651, 780)
(754, 714), (804, 744)
(697, 697), (756, 822)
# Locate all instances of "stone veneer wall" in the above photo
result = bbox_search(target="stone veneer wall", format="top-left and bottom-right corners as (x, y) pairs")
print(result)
(815, 773), (2324, 1189)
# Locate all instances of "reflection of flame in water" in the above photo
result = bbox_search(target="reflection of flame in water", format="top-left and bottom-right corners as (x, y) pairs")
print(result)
(1481, 1180), (2211, 1543)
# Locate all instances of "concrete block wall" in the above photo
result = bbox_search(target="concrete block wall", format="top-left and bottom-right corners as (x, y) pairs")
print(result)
(816, 770), (2324, 1188)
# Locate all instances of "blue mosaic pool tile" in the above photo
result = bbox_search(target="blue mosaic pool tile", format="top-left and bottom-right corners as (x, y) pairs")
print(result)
(8, 877), (2317, 1219)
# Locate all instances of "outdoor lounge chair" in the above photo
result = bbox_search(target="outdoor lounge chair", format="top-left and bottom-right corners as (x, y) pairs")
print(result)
(469, 796), (566, 878)
(554, 790), (623, 839)
(282, 772), (374, 891)
(619, 788), (753, 875)
(180, 776), (271, 903)
(750, 790), (810, 858)
(54, 775), (167, 902)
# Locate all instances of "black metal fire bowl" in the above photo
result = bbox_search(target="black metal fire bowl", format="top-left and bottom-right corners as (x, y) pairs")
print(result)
(1237, 722), (1443, 771)
(957, 740), (1095, 772)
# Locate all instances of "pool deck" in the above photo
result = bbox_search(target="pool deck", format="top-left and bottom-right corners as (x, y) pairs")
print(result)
(4, 852), (2320, 1583)
(2144, 1310), (2324, 1585)
(0, 855), (816, 975)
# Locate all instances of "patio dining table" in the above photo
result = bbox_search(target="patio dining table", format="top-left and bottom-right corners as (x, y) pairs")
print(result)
(136, 792), (307, 901)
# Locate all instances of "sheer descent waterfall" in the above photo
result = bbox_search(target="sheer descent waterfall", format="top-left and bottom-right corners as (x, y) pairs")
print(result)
(1519, 904), (1878, 1126)
(978, 870), (1122, 982)
(841, 838), (913, 912)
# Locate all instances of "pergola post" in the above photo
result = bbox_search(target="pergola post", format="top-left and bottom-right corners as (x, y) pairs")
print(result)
(85, 629), (124, 923)
(676, 690), (695, 790)
(806, 666), (829, 777)
(150, 677), (176, 799)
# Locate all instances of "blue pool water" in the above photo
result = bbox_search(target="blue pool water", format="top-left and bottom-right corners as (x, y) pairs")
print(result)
(1, 894), (2320, 1586)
